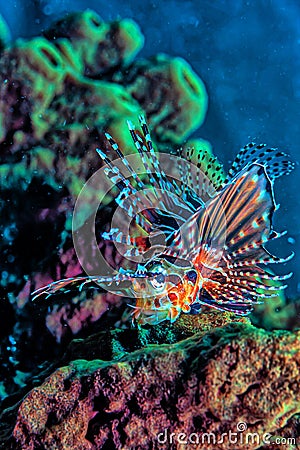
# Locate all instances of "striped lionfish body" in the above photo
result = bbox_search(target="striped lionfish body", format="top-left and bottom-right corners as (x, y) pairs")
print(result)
(33, 116), (295, 326)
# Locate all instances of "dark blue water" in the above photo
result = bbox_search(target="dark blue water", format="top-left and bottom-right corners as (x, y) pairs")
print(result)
(1, 0), (299, 296)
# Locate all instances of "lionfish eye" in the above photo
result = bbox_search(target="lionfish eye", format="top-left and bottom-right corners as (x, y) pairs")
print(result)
(156, 273), (165, 283)
(186, 270), (197, 284)
(150, 273), (166, 290)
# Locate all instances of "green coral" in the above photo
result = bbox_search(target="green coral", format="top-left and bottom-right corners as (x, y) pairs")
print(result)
(124, 53), (208, 143)
(0, 10), (211, 239)
(0, 14), (11, 51)
(44, 10), (144, 76)
(0, 10), (209, 160)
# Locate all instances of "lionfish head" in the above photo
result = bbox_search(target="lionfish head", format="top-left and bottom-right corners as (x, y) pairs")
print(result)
(128, 257), (201, 325)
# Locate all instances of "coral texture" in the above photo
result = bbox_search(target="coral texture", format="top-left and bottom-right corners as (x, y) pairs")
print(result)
(3, 322), (299, 449)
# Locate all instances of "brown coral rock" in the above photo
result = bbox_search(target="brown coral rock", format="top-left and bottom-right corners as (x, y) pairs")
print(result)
(173, 309), (250, 335)
(8, 323), (300, 449)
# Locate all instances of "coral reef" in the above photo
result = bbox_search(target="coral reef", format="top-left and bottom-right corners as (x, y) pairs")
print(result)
(0, 8), (209, 404)
(1, 321), (299, 449)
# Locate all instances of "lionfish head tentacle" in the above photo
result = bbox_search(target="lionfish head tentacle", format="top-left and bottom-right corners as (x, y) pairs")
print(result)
(31, 274), (133, 301)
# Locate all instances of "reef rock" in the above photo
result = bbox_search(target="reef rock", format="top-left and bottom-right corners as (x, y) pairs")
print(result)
(1, 320), (299, 449)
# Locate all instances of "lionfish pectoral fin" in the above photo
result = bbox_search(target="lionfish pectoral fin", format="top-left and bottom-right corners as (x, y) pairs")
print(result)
(196, 163), (293, 269)
(31, 271), (139, 301)
(201, 296), (254, 316)
(31, 276), (96, 300)
(163, 163), (276, 262)
(220, 164), (276, 251)
(256, 271), (293, 281)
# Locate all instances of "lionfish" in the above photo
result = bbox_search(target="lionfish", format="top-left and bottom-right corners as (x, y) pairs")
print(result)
(33, 116), (294, 325)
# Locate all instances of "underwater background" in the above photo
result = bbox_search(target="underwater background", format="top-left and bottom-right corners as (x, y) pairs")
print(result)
(2, 0), (299, 295)
(0, 1), (300, 449)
